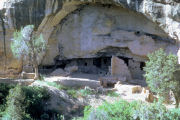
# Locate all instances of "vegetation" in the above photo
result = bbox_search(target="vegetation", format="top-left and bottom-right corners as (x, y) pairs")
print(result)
(0, 83), (15, 115)
(11, 25), (47, 80)
(0, 84), (51, 120)
(22, 86), (50, 119)
(106, 90), (119, 97)
(2, 85), (30, 120)
(79, 100), (180, 120)
(144, 48), (180, 108)
(36, 80), (97, 98)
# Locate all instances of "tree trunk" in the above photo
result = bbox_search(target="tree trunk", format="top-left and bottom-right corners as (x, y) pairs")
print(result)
(34, 64), (39, 80)
(174, 94), (179, 108)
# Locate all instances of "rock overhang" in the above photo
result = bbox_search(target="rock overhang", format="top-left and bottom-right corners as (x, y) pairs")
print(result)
(0, 0), (180, 77)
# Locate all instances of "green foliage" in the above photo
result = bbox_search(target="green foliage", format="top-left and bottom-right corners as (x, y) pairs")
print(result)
(0, 83), (15, 115)
(106, 91), (119, 97)
(2, 85), (30, 120)
(66, 89), (79, 98)
(78, 88), (96, 97)
(11, 25), (46, 60)
(83, 100), (140, 120)
(167, 108), (180, 120)
(37, 81), (98, 98)
(87, 109), (109, 120)
(0, 85), (50, 120)
(134, 101), (180, 120)
(35, 80), (67, 90)
(81, 100), (180, 120)
(144, 48), (180, 107)
(11, 25), (47, 79)
(22, 86), (50, 119)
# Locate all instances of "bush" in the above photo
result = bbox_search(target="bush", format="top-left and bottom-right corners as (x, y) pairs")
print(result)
(0, 83), (15, 115)
(87, 109), (109, 120)
(134, 101), (180, 120)
(83, 100), (140, 120)
(0, 85), (50, 120)
(166, 108), (180, 120)
(22, 86), (50, 119)
(81, 100), (180, 120)
(144, 48), (180, 107)
(2, 85), (30, 120)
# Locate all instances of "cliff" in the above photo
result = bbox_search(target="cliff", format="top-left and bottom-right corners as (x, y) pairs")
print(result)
(0, 0), (180, 77)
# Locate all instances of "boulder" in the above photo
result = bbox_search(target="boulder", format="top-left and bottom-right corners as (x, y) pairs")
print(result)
(132, 86), (143, 94)
(45, 77), (101, 89)
(99, 76), (126, 88)
(50, 68), (67, 76)
(31, 81), (85, 119)
(65, 66), (78, 74)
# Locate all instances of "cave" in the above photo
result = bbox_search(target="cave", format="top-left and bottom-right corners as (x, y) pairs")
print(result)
(40, 55), (146, 83)
(39, 4), (177, 86)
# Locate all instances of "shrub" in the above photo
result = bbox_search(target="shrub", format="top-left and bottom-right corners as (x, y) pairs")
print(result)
(2, 85), (30, 120)
(83, 100), (140, 120)
(144, 48), (180, 107)
(81, 100), (180, 120)
(22, 86), (50, 119)
(0, 85), (50, 120)
(0, 83), (15, 115)
(106, 91), (119, 97)
(134, 101), (180, 120)
(166, 108), (180, 120)
(87, 109), (109, 120)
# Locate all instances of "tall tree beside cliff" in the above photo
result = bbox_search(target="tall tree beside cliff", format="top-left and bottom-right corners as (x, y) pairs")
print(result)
(11, 25), (47, 80)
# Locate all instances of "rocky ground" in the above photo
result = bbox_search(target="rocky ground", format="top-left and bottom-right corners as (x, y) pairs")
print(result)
(27, 72), (176, 119)
(0, 72), (176, 119)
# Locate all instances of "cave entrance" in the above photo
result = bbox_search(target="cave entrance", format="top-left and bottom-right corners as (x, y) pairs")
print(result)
(40, 56), (145, 81)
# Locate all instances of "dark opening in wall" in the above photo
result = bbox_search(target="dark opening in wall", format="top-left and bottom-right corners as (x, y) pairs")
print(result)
(107, 83), (115, 88)
(40, 56), (145, 83)
(140, 62), (145, 70)
(93, 58), (102, 68)
(118, 56), (129, 66)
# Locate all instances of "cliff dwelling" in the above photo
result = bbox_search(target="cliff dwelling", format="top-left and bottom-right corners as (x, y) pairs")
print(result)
(0, 1), (180, 118)
(0, 2), (178, 86)
(38, 4), (177, 86)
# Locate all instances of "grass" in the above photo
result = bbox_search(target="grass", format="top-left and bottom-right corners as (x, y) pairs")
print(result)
(36, 80), (67, 90)
(36, 80), (120, 99)
(106, 91), (119, 97)
(35, 80), (96, 98)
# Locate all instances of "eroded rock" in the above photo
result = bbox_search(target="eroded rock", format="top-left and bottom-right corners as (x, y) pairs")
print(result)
(0, 0), (179, 78)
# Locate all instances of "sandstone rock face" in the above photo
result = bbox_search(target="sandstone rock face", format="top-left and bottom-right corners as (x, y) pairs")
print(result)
(0, 0), (180, 77)
(46, 5), (177, 64)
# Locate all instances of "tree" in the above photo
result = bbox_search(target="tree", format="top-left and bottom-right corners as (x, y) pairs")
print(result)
(144, 48), (180, 108)
(2, 85), (30, 120)
(11, 25), (47, 80)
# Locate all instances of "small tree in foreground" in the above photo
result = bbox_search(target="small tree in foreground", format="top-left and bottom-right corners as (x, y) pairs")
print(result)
(2, 85), (30, 120)
(11, 25), (47, 80)
(144, 48), (180, 108)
